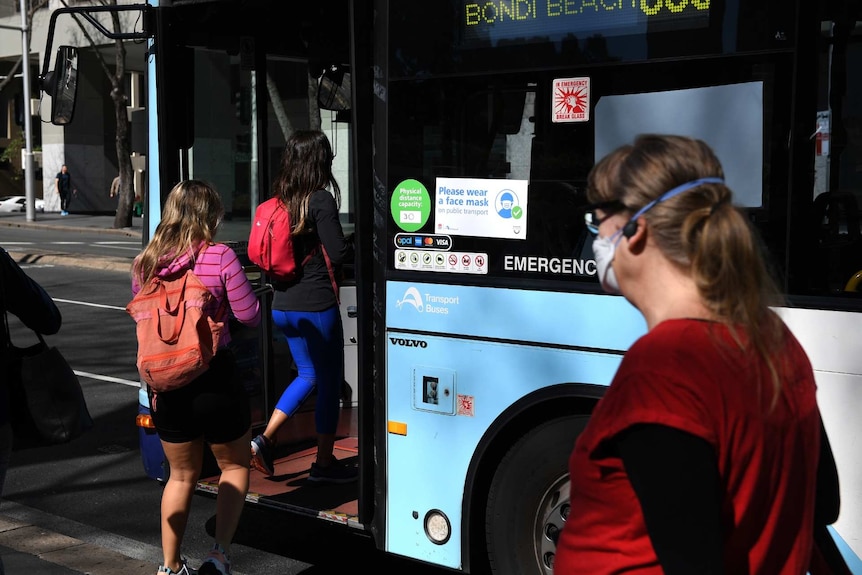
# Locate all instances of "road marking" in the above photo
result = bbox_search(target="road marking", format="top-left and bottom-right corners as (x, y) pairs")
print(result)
(53, 298), (126, 311)
(100, 244), (142, 252)
(74, 370), (140, 387)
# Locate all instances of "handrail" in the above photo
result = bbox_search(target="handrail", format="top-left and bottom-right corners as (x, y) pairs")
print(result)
(39, 4), (152, 90)
(845, 270), (862, 292)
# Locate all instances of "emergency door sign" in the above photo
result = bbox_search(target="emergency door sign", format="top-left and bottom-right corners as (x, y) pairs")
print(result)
(552, 77), (590, 123)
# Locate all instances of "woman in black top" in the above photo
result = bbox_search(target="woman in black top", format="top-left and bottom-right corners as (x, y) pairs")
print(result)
(250, 130), (355, 484)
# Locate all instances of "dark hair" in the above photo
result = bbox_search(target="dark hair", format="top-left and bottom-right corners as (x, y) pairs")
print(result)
(272, 130), (341, 235)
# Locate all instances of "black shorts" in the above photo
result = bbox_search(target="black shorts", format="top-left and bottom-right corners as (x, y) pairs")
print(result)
(148, 350), (251, 444)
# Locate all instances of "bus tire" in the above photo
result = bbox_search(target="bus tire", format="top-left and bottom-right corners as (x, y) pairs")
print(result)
(485, 415), (588, 575)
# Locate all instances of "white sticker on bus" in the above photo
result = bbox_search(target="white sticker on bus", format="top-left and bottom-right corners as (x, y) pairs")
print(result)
(395, 250), (488, 274)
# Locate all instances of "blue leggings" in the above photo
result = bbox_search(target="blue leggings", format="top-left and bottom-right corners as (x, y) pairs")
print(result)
(271, 306), (344, 435)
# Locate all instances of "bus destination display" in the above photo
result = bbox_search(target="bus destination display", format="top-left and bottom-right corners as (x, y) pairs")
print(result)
(464, 0), (711, 43)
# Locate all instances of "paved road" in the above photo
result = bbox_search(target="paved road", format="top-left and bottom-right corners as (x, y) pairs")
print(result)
(0, 212), (143, 269)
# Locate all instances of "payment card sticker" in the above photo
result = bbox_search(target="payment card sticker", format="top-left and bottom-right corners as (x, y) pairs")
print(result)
(391, 178), (431, 232)
(435, 177), (528, 240)
(552, 77), (590, 123)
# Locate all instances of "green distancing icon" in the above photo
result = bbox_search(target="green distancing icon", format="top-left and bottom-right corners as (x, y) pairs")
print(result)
(391, 179), (431, 232)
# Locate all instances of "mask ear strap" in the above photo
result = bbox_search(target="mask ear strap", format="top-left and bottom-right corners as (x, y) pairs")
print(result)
(621, 177), (724, 237)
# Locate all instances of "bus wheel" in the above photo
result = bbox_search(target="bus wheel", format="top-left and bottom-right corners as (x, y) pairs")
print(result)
(485, 415), (588, 575)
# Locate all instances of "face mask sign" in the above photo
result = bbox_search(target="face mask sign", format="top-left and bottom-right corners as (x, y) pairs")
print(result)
(591, 178), (724, 294)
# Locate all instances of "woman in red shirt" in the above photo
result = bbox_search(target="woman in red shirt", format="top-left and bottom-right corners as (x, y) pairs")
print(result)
(554, 135), (840, 574)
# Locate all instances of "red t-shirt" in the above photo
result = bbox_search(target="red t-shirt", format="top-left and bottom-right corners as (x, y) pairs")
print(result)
(555, 319), (820, 574)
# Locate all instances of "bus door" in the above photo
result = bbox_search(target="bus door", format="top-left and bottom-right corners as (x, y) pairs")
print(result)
(148, 0), (365, 523)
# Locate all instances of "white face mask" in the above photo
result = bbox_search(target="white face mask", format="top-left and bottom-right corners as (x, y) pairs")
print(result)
(592, 233), (622, 294)
(588, 177), (726, 295)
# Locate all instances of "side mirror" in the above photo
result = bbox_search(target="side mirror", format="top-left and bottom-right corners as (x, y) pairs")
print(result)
(42, 46), (79, 125)
(317, 64), (351, 112)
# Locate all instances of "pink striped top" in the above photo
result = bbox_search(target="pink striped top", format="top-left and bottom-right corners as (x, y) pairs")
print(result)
(132, 242), (261, 347)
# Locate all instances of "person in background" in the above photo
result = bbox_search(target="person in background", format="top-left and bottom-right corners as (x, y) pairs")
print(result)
(250, 130), (355, 484)
(55, 164), (74, 216)
(131, 180), (261, 575)
(0, 247), (62, 575)
(554, 134), (840, 574)
(110, 175), (120, 199)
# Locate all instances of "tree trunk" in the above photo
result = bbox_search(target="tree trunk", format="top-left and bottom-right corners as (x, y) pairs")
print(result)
(108, 4), (134, 230)
(267, 72), (294, 141)
(308, 72), (321, 131)
(59, 0), (135, 227)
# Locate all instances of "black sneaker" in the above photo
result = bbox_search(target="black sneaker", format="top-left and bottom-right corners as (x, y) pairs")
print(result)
(198, 544), (230, 575)
(308, 459), (358, 484)
(250, 434), (274, 476)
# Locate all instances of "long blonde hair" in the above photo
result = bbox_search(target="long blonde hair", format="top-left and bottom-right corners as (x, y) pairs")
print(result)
(132, 180), (224, 286)
(587, 134), (787, 401)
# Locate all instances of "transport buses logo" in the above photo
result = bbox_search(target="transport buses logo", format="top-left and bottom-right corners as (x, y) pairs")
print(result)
(396, 286), (461, 315)
(396, 287), (424, 312)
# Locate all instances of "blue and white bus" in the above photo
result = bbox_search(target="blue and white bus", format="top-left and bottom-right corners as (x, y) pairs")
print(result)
(42, 0), (862, 572)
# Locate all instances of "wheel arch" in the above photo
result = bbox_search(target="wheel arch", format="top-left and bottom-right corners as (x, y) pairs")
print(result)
(460, 383), (605, 574)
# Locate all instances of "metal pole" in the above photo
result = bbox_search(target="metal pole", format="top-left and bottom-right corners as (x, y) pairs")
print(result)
(20, 0), (35, 222)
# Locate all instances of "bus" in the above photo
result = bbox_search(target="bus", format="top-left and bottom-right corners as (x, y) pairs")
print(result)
(40, 0), (862, 573)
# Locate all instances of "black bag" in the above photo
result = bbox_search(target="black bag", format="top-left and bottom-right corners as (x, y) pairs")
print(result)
(5, 330), (93, 450)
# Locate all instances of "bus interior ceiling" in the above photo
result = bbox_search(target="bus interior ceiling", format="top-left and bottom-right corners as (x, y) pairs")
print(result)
(166, 0), (348, 64)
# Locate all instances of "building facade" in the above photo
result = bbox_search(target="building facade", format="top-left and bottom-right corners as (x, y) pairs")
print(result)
(0, 0), (146, 213)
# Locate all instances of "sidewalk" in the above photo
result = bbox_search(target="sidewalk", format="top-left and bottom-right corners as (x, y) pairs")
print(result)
(0, 508), (156, 575)
(0, 211), (143, 238)
(0, 212), (145, 274)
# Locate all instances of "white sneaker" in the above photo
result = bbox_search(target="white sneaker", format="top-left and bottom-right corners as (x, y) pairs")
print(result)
(157, 557), (196, 574)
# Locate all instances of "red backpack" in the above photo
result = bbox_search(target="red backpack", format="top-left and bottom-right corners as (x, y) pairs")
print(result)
(248, 197), (339, 300)
(248, 197), (312, 282)
(126, 264), (224, 392)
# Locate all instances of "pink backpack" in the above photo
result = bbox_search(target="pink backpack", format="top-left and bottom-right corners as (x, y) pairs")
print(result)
(126, 266), (224, 392)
